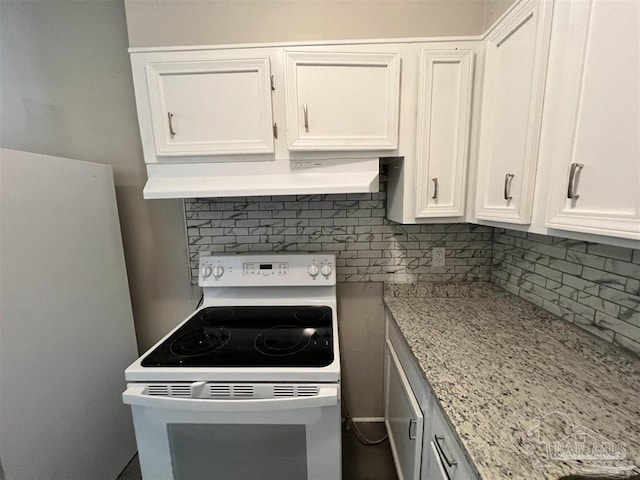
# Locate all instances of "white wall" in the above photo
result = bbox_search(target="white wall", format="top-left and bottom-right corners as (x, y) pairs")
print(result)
(0, 0), (196, 352)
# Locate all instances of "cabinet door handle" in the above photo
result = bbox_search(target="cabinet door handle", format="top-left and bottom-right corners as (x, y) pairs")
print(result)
(567, 162), (584, 200)
(504, 173), (515, 201)
(431, 178), (439, 200)
(167, 112), (176, 138)
(434, 435), (457, 467)
(408, 419), (417, 440)
(303, 104), (309, 132)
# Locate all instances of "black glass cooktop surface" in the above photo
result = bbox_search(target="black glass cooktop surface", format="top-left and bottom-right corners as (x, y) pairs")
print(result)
(141, 306), (334, 368)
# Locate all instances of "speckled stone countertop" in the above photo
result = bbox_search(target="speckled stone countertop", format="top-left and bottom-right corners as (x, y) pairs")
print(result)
(384, 282), (640, 480)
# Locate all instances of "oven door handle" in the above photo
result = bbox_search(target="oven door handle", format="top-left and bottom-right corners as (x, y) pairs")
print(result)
(122, 384), (339, 412)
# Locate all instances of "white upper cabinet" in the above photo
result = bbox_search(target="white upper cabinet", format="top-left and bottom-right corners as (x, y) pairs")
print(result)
(543, 0), (640, 240)
(475, 0), (553, 224)
(284, 50), (401, 151)
(144, 57), (275, 157)
(415, 49), (474, 218)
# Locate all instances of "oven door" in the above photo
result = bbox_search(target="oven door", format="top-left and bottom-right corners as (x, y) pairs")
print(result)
(123, 383), (341, 480)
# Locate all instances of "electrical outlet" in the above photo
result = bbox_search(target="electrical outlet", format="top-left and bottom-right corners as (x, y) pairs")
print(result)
(292, 160), (325, 170)
(432, 247), (445, 267)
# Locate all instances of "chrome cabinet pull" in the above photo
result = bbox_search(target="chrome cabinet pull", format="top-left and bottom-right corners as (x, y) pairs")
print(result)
(567, 162), (585, 199)
(432, 178), (439, 200)
(434, 435), (457, 467)
(504, 173), (515, 201)
(167, 112), (176, 138)
(303, 104), (309, 132)
(408, 419), (417, 440)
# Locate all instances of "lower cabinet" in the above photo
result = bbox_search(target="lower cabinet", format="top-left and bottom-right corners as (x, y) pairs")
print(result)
(384, 340), (424, 480)
(385, 312), (478, 480)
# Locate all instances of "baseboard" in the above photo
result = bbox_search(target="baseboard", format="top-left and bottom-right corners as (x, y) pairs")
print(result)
(348, 417), (385, 423)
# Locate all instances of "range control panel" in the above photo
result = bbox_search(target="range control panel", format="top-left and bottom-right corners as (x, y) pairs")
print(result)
(243, 262), (289, 277)
(199, 254), (336, 287)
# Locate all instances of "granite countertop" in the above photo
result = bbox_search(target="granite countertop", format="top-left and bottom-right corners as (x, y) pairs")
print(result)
(384, 282), (640, 480)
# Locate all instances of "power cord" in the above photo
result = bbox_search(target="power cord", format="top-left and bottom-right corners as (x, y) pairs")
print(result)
(196, 292), (204, 308)
(341, 388), (388, 446)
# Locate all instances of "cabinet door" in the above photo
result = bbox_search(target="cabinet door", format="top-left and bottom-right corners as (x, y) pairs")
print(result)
(415, 49), (474, 218)
(146, 58), (275, 156)
(475, 0), (553, 224)
(544, 0), (640, 240)
(385, 341), (424, 480)
(284, 51), (401, 151)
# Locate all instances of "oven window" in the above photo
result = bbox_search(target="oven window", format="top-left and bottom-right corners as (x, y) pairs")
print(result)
(167, 424), (308, 480)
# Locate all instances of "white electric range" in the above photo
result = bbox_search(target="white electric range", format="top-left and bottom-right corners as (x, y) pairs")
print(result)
(123, 254), (341, 480)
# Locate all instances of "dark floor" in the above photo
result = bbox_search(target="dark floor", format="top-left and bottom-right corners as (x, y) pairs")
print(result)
(342, 422), (398, 480)
(117, 422), (398, 480)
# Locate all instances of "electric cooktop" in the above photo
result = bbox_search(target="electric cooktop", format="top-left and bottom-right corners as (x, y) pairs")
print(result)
(141, 305), (334, 368)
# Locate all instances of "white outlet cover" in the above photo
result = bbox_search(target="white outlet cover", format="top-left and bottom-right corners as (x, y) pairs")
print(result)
(432, 247), (445, 267)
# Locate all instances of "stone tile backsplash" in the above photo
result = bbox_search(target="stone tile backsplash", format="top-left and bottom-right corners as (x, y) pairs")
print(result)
(491, 228), (640, 355)
(185, 176), (493, 284)
(184, 174), (639, 355)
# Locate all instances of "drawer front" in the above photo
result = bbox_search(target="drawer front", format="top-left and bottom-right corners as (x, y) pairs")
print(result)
(428, 401), (477, 480)
(425, 441), (449, 480)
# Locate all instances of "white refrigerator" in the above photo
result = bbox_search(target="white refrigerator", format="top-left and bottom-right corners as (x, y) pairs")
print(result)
(0, 149), (139, 479)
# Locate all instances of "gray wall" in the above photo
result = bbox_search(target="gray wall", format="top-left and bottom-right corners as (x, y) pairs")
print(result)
(124, 0), (491, 48)
(492, 229), (640, 356)
(0, 0), (196, 352)
(482, 0), (516, 31)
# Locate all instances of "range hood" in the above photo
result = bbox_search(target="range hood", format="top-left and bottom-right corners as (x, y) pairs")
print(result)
(143, 158), (380, 199)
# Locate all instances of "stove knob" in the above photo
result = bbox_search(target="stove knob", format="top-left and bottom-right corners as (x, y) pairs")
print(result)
(308, 265), (320, 278)
(212, 266), (224, 278)
(321, 265), (332, 277)
(201, 266), (213, 279)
